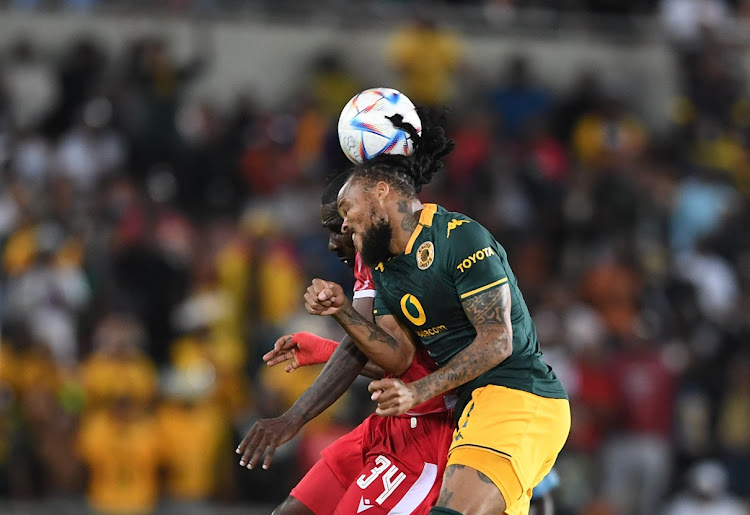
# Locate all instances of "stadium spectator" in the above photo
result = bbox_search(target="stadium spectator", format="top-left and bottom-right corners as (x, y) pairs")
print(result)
(664, 461), (746, 515)
(490, 55), (553, 140)
(386, 16), (463, 106)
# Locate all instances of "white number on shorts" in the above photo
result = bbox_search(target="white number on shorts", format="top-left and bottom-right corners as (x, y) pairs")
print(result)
(356, 455), (407, 505)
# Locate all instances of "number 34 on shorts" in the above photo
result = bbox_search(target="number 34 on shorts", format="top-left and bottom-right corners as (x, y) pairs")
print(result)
(335, 454), (442, 515)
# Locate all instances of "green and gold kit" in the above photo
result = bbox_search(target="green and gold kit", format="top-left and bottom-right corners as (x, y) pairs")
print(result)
(372, 204), (567, 416)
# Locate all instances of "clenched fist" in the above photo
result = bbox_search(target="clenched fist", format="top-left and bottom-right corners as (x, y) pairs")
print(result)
(304, 278), (348, 316)
(368, 378), (421, 417)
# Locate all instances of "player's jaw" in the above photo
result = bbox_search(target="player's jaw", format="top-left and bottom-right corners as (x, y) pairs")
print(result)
(321, 203), (356, 267)
(358, 214), (394, 267)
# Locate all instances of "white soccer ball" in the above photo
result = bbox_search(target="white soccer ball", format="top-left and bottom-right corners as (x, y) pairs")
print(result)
(338, 88), (422, 164)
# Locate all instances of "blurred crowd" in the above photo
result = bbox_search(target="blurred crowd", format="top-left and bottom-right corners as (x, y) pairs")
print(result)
(0, 6), (749, 515)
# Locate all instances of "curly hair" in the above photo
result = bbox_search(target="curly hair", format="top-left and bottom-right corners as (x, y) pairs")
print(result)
(349, 106), (455, 195)
(321, 167), (353, 205)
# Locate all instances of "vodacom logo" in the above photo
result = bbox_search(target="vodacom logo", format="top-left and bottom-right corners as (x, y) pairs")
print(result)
(400, 294), (427, 326)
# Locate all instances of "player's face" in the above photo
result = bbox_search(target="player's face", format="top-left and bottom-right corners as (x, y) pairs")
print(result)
(338, 179), (394, 267)
(320, 202), (355, 267)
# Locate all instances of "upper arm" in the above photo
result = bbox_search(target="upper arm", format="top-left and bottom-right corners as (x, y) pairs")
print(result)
(352, 296), (375, 324)
(461, 283), (513, 358)
(446, 220), (513, 354)
(446, 219), (508, 300)
(375, 314), (416, 375)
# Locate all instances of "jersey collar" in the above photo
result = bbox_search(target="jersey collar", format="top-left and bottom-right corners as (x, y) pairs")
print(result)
(404, 204), (437, 255)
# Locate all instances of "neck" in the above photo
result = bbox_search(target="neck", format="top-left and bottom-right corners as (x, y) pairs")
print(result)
(390, 197), (424, 254)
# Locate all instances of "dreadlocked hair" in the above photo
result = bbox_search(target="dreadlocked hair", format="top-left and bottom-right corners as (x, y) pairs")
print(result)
(321, 167), (353, 205)
(351, 106), (455, 195)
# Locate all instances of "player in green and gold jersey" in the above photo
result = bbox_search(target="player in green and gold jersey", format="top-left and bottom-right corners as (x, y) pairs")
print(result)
(304, 111), (570, 515)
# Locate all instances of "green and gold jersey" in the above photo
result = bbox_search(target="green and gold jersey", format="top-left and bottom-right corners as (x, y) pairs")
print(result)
(372, 204), (567, 416)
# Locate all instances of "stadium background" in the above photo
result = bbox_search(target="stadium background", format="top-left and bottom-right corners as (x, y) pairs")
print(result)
(0, 1), (749, 514)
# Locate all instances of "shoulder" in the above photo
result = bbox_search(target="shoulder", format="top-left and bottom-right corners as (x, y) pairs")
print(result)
(429, 209), (489, 244)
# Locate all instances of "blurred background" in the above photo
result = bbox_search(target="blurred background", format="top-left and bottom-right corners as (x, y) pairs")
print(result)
(0, 1), (749, 514)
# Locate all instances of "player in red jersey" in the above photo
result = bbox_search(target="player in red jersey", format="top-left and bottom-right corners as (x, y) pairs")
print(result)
(237, 171), (455, 515)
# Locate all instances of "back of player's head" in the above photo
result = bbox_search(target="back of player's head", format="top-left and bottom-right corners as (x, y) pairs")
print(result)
(321, 168), (353, 205)
(349, 107), (455, 196)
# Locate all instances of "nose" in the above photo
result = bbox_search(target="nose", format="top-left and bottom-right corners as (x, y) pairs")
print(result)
(328, 234), (338, 252)
(341, 218), (350, 234)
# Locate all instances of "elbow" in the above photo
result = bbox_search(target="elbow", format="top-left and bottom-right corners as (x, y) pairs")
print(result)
(493, 329), (513, 364)
(501, 331), (513, 361)
(386, 345), (415, 377)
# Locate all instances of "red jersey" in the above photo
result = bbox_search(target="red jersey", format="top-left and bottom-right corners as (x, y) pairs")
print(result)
(353, 252), (376, 299)
(353, 253), (455, 416)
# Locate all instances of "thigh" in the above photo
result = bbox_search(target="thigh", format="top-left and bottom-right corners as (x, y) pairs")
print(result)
(447, 386), (571, 515)
(273, 495), (317, 515)
(334, 414), (454, 515)
(334, 452), (441, 515)
(435, 463), (507, 515)
(289, 459), (348, 515)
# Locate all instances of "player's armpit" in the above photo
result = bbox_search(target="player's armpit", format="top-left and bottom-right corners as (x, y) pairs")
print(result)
(333, 306), (415, 376)
(407, 284), (513, 407)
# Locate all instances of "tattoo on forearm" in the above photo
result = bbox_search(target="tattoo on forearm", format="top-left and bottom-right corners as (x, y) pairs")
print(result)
(414, 285), (512, 402)
(335, 304), (399, 350)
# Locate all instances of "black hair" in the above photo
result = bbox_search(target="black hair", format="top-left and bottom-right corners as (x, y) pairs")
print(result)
(350, 106), (455, 195)
(321, 167), (353, 205)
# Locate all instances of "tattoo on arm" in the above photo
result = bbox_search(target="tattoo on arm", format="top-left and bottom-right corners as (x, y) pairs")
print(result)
(411, 284), (513, 403)
(335, 304), (399, 349)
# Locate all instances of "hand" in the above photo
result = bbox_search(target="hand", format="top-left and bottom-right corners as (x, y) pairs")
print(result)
(263, 334), (301, 372)
(236, 415), (301, 470)
(304, 278), (348, 316)
(264, 333), (338, 371)
(368, 378), (420, 417)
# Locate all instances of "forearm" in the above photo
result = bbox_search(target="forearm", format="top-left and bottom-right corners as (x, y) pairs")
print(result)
(411, 329), (512, 404)
(333, 304), (411, 375)
(284, 338), (367, 425)
(360, 361), (385, 380)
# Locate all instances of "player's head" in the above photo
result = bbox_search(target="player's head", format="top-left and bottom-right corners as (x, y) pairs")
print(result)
(337, 108), (454, 266)
(321, 168), (356, 267)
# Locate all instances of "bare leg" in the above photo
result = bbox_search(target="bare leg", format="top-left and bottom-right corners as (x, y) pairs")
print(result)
(434, 464), (507, 515)
(272, 496), (316, 515)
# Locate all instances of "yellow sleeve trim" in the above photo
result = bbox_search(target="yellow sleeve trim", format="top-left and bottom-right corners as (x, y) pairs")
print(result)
(404, 204), (438, 254)
(373, 309), (378, 314)
(419, 204), (437, 226)
(459, 277), (508, 299)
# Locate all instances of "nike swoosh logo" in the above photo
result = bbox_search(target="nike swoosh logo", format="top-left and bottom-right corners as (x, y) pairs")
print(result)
(357, 497), (374, 513)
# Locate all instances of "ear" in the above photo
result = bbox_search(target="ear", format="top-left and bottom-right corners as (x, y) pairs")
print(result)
(375, 181), (390, 205)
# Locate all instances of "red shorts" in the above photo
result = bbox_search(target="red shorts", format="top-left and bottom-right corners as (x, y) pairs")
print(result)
(291, 410), (454, 515)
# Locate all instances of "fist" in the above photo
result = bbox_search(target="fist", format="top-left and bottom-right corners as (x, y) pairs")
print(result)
(304, 279), (347, 316)
(368, 378), (420, 417)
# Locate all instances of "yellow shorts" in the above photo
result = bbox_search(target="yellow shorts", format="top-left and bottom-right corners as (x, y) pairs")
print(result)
(447, 385), (571, 515)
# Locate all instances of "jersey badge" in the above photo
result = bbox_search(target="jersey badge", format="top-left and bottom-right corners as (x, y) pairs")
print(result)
(416, 241), (434, 270)
(447, 219), (470, 238)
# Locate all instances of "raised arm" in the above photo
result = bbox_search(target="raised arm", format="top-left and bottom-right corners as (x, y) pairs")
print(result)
(236, 295), (374, 470)
(370, 283), (512, 416)
(305, 278), (416, 376)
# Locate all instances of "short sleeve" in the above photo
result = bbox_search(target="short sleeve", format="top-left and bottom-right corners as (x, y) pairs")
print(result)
(352, 253), (376, 299)
(372, 290), (393, 317)
(443, 218), (508, 301)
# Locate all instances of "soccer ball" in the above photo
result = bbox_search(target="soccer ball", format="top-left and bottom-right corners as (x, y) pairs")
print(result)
(338, 88), (422, 164)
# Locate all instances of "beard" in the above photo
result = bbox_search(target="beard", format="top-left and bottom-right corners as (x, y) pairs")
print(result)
(359, 217), (394, 267)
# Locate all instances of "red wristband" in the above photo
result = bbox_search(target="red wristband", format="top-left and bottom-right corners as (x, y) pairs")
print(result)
(293, 332), (339, 366)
